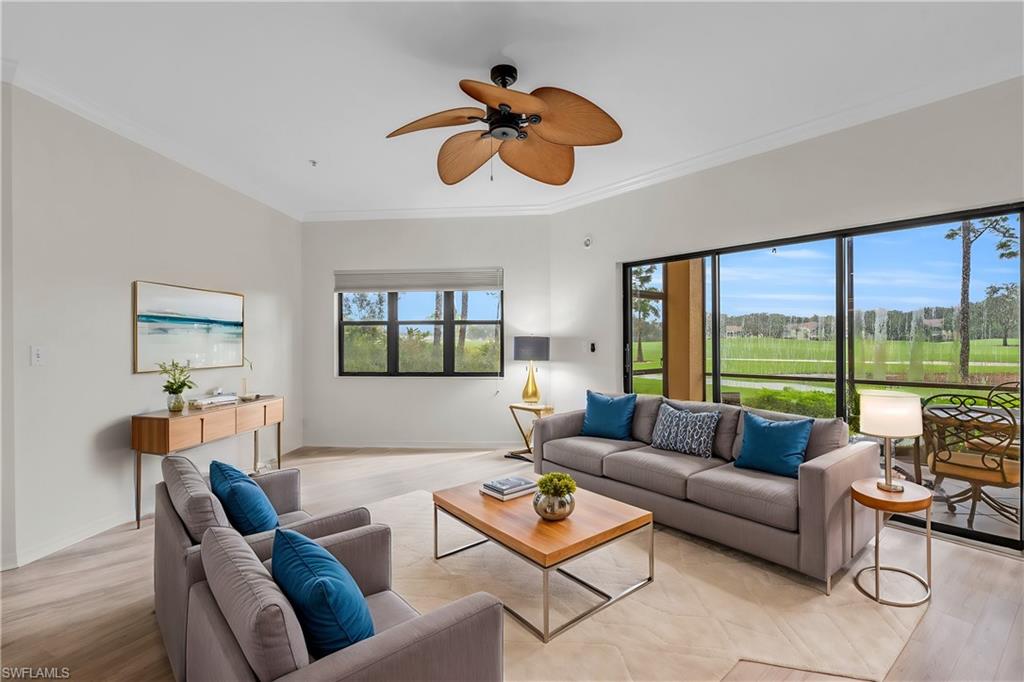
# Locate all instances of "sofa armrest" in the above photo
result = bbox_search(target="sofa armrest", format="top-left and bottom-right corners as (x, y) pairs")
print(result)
(246, 507), (372, 561)
(253, 468), (302, 514)
(278, 592), (503, 682)
(533, 409), (585, 474)
(798, 440), (880, 581)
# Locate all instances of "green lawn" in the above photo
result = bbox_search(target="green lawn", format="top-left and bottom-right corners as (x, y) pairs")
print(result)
(632, 337), (1019, 381)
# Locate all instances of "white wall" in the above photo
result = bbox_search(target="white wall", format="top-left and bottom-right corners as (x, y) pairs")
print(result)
(547, 77), (1024, 411)
(302, 217), (551, 447)
(3, 85), (304, 567)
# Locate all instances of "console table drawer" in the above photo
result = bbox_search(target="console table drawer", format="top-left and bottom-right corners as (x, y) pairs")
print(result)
(265, 399), (284, 425)
(236, 403), (266, 432)
(168, 417), (202, 451)
(201, 410), (236, 442)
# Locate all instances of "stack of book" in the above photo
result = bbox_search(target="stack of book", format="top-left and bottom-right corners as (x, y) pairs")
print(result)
(480, 476), (537, 501)
(188, 393), (239, 409)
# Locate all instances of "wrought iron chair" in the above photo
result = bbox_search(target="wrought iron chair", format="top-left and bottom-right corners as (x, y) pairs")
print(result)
(988, 380), (1021, 411)
(922, 394), (1020, 529)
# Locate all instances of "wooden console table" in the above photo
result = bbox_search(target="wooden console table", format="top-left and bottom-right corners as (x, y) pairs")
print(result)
(130, 396), (284, 529)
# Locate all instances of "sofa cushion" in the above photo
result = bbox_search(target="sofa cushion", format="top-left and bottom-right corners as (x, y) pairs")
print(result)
(581, 391), (637, 440)
(277, 510), (313, 526)
(687, 462), (799, 531)
(272, 529), (375, 658)
(210, 461), (280, 535)
(544, 436), (646, 476)
(603, 446), (729, 499)
(201, 527), (308, 682)
(651, 404), (721, 457)
(161, 455), (231, 544)
(365, 590), (420, 633)
(630, 394), (663, 443)
(735, 408), (848, 461)
(665, 400), (742, 460)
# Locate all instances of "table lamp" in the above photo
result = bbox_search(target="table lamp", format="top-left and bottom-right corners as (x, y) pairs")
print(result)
(513, 336), (549, 404)
(859, 390), (923, 493)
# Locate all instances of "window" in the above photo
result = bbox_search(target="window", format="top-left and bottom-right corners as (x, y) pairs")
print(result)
(624, 204), (1022, 549)
(339, 289), (503, 376)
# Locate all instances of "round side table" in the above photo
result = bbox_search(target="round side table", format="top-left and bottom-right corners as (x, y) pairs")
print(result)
(850, 477), (933, 607)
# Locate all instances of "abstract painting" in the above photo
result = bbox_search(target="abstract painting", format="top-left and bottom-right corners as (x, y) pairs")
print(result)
(133, 281), (244, 373)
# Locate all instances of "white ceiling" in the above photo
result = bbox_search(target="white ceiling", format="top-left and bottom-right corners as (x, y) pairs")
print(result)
(3, 2), (1022, 221)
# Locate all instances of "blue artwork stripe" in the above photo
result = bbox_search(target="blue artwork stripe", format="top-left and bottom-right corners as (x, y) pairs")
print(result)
(137, 314), (243, 327)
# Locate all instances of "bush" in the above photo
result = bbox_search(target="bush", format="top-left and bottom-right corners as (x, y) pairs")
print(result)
(744, 387), (835, 418)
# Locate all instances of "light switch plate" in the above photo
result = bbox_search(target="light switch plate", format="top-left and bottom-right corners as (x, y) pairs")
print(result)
(30, 345), (46, 366)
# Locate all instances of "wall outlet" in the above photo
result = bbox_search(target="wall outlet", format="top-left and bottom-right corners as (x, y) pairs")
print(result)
(29, 345), (46, 366)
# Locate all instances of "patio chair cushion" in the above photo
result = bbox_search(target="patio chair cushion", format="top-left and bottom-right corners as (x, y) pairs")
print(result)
(687, 462), (800, 531)
(201, 527), (309, 682)
(161, 455), (231, 544)
(543, 436), (646, 476)
(603, 446), (729, 499)
(929, 450), (1021, 486)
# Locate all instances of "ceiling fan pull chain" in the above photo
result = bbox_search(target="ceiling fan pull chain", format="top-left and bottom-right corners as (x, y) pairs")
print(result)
(490, 137), (494, 181)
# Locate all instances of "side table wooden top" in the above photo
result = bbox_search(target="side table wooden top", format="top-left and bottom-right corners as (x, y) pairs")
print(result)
(851, 477), (933, 513)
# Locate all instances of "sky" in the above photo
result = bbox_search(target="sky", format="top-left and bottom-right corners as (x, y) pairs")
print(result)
(396, 290), (501, 320)
(712, 212), (1021, 317)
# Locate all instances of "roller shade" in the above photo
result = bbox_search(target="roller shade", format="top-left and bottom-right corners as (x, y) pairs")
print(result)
(334, 267), (503, 293)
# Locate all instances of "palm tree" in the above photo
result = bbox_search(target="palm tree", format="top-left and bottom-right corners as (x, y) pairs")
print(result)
(631, 265), (658, 364)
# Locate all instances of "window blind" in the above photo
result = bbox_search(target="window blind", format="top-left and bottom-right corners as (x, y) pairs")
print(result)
(334, 267), (503, 293)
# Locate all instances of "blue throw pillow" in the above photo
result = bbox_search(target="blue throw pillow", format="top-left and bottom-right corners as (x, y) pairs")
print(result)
(272, 528), (374, 657)
(580, 391), (637, 440)
(734, 412), (814, 479)
(208, 460), (279, 535)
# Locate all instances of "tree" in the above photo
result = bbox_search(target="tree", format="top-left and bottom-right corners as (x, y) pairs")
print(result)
(631, 265), (659, 363)
(985, 283), (1019, 347)
(457, 290), (469, 356)
(432, 291), (443, 350)
(944, 216), (1017, 381)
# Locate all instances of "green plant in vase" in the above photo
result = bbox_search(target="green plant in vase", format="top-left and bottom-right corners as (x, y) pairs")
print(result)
(158, 360), (196, 412)
(533, 472), (577, 521)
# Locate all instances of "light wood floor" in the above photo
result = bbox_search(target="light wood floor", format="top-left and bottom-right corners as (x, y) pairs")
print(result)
(1, 447), (1022, 681)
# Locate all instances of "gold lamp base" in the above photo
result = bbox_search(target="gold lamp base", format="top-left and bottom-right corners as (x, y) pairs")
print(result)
(522, 360), (540, 403)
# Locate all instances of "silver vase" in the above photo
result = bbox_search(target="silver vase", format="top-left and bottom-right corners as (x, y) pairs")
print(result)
(166, 393), (186, 412)
(533, 492), (575, 521)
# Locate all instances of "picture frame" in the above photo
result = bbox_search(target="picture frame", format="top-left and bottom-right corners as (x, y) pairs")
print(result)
(132, 281), (245, 373)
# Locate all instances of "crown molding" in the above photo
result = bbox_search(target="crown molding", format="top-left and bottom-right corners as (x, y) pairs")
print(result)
(303, 202), (551, 223)
(5, 57), (1019, 225)
(2, 59), (306, 222)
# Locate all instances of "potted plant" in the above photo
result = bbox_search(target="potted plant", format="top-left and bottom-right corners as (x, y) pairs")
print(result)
(158, 360), (196, 412)
(533, 472), (577, 521)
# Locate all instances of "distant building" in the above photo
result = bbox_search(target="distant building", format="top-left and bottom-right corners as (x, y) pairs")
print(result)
(724, 324), (744, 338)
(921, 318), (952, 341)
(784, 320), (819, 340)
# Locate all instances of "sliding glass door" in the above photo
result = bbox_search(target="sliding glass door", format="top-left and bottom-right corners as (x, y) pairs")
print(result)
(624, 204), (1023, 549)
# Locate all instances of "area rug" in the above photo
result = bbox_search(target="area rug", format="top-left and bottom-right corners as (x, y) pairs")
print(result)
(364, 491), (927, 682)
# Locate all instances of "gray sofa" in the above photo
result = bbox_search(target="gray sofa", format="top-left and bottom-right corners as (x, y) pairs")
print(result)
(156, 456), (372, 681)
(534, 396), (880, 591)
(187, 525), (504, 682)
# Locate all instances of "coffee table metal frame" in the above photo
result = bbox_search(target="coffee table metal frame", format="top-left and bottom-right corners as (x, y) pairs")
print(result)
(432, 503), (654, 643)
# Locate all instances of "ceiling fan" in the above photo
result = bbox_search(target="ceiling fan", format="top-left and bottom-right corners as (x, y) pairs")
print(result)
(386, 64), (621, 186)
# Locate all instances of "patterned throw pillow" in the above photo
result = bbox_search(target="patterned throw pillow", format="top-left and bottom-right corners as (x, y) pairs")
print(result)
(651, 404), (721, 457)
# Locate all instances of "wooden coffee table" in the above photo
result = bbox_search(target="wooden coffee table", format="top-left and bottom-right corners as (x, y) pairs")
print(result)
(432, 480), (654, 642)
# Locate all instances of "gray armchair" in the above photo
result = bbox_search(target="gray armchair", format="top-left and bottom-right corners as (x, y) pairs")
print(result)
(186, 525), (504, 682)
(156, 456), (371, 681)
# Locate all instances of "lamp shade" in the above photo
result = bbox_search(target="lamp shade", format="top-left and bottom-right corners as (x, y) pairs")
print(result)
(513, 336), (550, 362)
(859, 390), (923, 438)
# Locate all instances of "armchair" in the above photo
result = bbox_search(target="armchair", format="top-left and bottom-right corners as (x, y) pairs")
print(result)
(156, 456), (371, 681)
(186, 525), (503, 682)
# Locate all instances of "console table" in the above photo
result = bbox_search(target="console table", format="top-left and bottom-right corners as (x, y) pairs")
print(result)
(130, 396), (284, 529)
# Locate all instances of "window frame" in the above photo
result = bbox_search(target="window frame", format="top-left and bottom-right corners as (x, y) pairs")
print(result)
(339, 290), (504, 377)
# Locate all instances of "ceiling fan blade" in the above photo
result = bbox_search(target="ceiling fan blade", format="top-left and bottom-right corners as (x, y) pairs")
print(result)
(437, 131), (501, 185)
(498, 131), (574, 185)
(459, 80), (548, 114)
(386, 107), (486, 138)
(529, 87), (622, 146)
